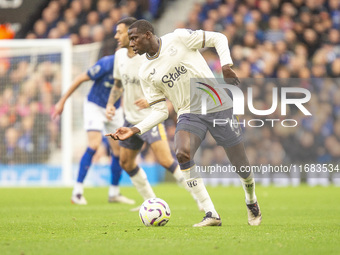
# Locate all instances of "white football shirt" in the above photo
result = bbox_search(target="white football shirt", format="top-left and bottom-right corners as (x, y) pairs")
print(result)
(113, 48), (152, 124)
(139, 29), (234, 117)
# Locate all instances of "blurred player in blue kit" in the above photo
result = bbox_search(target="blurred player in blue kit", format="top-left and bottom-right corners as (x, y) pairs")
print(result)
(53, 54), (135, 205)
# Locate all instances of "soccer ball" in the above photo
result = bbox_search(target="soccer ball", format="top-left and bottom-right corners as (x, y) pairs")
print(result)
(139, 198), (171, 227)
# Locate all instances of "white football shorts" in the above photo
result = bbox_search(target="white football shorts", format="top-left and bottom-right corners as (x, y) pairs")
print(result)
(83, 100), (124, 134)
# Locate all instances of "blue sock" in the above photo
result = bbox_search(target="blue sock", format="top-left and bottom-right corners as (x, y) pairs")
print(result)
(110, 154), (122, 185)
(77, 147), (96, 183)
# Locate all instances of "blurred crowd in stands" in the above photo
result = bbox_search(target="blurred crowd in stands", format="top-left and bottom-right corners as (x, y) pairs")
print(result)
(24, 0), (167, 55)
(0, 57), (61, 164)
(0, 0), (168, 164)
(0, 0), (339, 184)
(172, 0), (340, 181)
(179, 0), (340, 78)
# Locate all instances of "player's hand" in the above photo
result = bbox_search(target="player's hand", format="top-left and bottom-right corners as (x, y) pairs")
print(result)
(134, 99), (149, 110)
(222, 65), (240, 86)
(52, 100), (65, 120)
(106, 105), (116, 120)
(105, 127), (139, 141)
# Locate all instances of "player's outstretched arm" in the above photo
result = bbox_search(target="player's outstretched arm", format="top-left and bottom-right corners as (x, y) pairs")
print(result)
(106, 79), (123, 120)
(105, 126), (140, 141)
(52, 72), (90, 119)
(177, 29), (240, 86)
(205, 31), (240, 85)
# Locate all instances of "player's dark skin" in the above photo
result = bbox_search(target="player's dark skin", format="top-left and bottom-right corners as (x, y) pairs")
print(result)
(106, 27), (250, 178)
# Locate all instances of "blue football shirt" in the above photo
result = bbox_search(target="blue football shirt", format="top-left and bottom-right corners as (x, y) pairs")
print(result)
(86, 55), (121, 108)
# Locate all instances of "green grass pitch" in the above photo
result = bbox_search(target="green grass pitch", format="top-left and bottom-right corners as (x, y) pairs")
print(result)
(0, 184), (339, 255)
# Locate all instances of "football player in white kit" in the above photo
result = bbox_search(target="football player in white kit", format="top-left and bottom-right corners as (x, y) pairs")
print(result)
(106, 20), (262, 227)
(106, 18), (201, 211)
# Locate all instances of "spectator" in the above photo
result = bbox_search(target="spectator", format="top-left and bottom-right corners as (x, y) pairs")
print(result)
(97, 0), (114, 21)
(56, 21), (70, 38)
(78, 24), (92, 44)
(92, 25), (105, 42)
(48, 28), (61, 39)
(41, 6), (60, 32)
(109, 8), (122, 24)
(33, 20), (48, 38)
(87, 11), (100, 33)
(70, 0), (88, 27)
(265, 16), (285, 43)
(63, 8), (79, 34)
(0, 128), (27, 164)
(329, 0), (340, 29)
(302, 29), (321, 58)
(199, 0), (220, 22)
(18, 116), (35, 161)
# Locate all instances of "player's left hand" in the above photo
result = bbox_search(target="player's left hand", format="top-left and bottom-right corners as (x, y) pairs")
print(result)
(222, 65), (240, 86)
(105, 127), (139, 141)
(134, 99), (149, 110)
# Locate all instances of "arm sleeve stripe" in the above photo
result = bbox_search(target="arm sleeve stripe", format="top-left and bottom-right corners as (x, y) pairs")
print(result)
(149, 98), (166, 106)
(202, 31), (206, 48)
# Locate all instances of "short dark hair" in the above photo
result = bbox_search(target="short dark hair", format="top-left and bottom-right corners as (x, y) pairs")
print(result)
(129, 19), (154, 34)
(117, 17), (137, 27)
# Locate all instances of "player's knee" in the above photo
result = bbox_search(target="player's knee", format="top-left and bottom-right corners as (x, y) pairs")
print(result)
(119, 157), (133, 171)
(88, 144), (100, 151)
(175, 148), (190, 164)
(87, 133), (102, 150)
(230, 154), (249, 169)
(119, 158), (128, 169)
(87, 139), (102, 151)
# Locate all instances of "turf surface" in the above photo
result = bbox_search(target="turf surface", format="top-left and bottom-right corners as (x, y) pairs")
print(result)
(0, 184), (339, 255)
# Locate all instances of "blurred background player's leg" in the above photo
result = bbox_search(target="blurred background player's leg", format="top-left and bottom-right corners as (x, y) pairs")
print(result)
(71, 131), (102, 205)
(107, 138), (135, 205)
(119, 146), (156, 207)
(105, 108), (135, 204)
